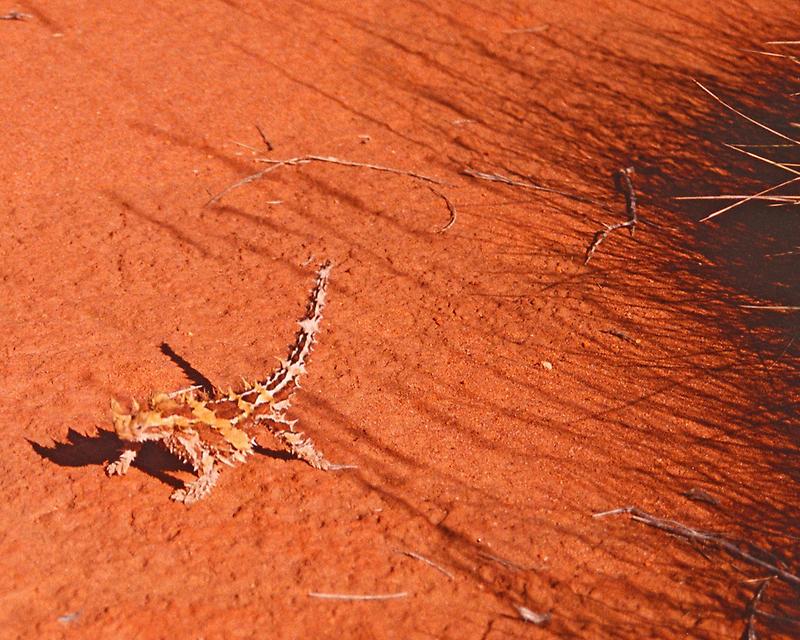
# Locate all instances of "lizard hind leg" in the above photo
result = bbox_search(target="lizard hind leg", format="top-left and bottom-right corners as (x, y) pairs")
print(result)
(171, 465), (220, 504)
(257, 414), (339, 471)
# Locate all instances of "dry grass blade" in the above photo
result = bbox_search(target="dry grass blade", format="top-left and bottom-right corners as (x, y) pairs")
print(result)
(698, 176), (800, 222)
(676, 195), (800, 202)
(725, 144), (800, 175)
(206, 155), (445, 206)
(733, 144), (796, 148)
(0, 10), (30, 20)
(593, 506), (800, 589)
(693, 81), (800, 146)
(256, 155), (445, 184)
(478, 550), (529, 572)
(516, 605), (551, 625)
(461, 168), (601, 206)
(400, 550), (455, 579)
(428, 187), (457, 233)
(308, 592), (409, 601)
(739, 304), (800, 311)
(205, 158), (301, 206)
(743, 49), (800, 65)
(688, 77), (800, 217)
(742, 579), (772, 640)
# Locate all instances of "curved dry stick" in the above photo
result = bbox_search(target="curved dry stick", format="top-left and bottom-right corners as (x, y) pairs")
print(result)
(429, 187), (457, 233)
(206, 154), (445, 206)
(308, 592), (408, 601)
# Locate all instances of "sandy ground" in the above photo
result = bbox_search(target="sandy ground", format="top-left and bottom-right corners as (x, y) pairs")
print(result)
(1, 1), (798, 638)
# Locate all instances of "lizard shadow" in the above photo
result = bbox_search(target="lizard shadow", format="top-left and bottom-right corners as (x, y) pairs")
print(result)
(159, 341), (215, 393)
(30, 429), (294, 490)
(30, 428), (188, 489)
(31, 343), (293, 488)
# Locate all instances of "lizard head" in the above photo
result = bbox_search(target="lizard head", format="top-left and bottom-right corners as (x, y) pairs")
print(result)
(110, 397), (170, 442)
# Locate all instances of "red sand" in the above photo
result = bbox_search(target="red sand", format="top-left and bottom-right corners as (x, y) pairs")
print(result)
(1, 2), (797, 638)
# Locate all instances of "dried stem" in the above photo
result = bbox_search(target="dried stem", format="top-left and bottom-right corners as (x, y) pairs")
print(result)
(503, 25), (550, 35)
(477, 550), (529, 572)
(602, 328), (640, 345)
(742, 578), (772, 640)
(255, 124), (274, 151)
(725, 143), (800, 175)
(308, 592), (408, 601)
(461, 168), (600, 206)
(400, 550), (455, 580)
(682, 82), (800, 222)
(516, 606), (551, 625)
(584, 167), (638, 264)
(739, 304), (800, 311)
(429, 187), (457, 233)
(0, 10), (30, 20)
(676, 195), (800, 203)
(206, 154), (445, 206)
(593, 506), (800, 590)
(698, 176), (800, 222)
(693, 81), (800, 146)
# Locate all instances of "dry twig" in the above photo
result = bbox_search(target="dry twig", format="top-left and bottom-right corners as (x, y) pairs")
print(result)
(399, 550), (455, 580)
(461, 168), (600, 206)
(593, 506), (800, 589)
(743, 49), (800, 65)
(602, 328), (640, 345)
(308, 592), (408, 601)
(255, 124), (274, 151)
(0, 10), (30, 19)
(740, 304), (800, 311)
(429, 187), (457, 233)
(206, 154), (444, 206)
(584, 167), (638, 264)
(516, 606), (551, 625)
(478, 550), (529, 572)
(676, 195), (800, 204)
(682, 488), (720, 506)
(742, 578), (772, 640)
(725, 143), (800, 175)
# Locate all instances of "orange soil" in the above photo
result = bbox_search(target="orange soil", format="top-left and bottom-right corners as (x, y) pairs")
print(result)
(1, 1), (798, 638)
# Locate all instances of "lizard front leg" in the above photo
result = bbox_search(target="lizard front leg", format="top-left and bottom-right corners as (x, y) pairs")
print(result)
(106, 443), (142, 476)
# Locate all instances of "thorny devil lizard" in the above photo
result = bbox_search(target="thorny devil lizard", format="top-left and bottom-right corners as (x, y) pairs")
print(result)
(106, 261), (345, 504)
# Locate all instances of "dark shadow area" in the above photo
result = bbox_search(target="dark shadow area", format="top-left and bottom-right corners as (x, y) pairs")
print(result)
(159, 341), (215, 393)
(257, 2), (800, 637)
(30, 428), (186, 489)
(31, 429), (296, 489)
